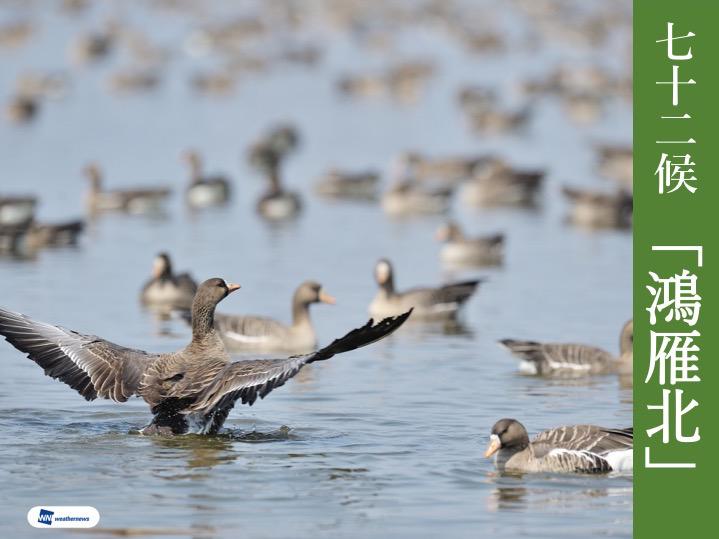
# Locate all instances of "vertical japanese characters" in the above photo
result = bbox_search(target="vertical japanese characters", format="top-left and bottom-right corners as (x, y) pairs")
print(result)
(645, 23), (700, 469)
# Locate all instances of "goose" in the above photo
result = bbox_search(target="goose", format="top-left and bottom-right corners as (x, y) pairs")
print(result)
(596, 145), (633, 191)
(500, 320), (633, 377)
(466, 105), (531, 135)
(140, 253), (198, 310)
(5, 94), (39, 124)
(562, 186), (632, 229)
(436, 221), (504, 267)
(0, 195), (37, 226)
(249, 139), (302, 221)
(182, 150), (232, 208)
(84, 163), (171, 214)
(0, 278), (411, 435)
(381, 181), (452, 216)
(394, 152), (483, 186)
(0, 219), (83, 258)
(369, 258), (481, 319)
(461, 160), (544, 207)
(314, 168), (379, 199)
(210, 281), (336, 354)
(485, 418), (633, 474)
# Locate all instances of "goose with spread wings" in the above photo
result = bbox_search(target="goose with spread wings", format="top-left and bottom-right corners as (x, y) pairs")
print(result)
(0, 278), (411, 435)
(485, 418), (633, 474)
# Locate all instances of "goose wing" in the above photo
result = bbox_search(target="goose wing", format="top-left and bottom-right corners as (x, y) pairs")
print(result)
(189, 311), (412, 414)
(0, 307), (155, 402)
(499, 340), (614, 373)
(533, 425), (633, 455)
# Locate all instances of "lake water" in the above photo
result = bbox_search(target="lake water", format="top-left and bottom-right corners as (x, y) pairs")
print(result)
(0, 1), (632, 537)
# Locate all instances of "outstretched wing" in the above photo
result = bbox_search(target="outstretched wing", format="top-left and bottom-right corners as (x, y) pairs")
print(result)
(0, 307), (155, 402)
(189, 310), (412, 415)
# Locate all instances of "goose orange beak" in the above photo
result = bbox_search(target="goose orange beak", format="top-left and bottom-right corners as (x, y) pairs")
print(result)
(227, 283), (241, 293)
(319, 290), (336, 305)
(484, 435), (501, 458)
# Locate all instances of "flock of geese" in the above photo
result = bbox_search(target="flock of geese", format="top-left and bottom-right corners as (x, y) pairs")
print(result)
(0, 0), (634, 476)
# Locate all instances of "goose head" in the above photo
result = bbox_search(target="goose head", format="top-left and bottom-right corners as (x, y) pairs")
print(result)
(374, 259), (395, 292)
(619, 319), (633, 356)
(485, 418), (530, 458)
(294, 281), (336, 307)
(181, 149), (202, 180)
(435, 221), (463, 242)
(152, 252), (173, 280)
(190, 278), (241, 341)
(83, 163), (102, 191)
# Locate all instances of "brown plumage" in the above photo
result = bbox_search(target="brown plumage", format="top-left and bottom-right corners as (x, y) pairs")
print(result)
(485, 418), (633, 474)
(0, 279), (411, 435)
(369, 258), (481, 319)
(500, 320), (633, 377)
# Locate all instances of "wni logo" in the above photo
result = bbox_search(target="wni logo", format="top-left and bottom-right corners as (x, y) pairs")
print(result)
(27, 506), (99, 529)
(37, 509), (54, 525)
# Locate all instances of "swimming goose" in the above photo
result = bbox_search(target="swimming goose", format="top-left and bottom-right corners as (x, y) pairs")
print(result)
(249, 141), (302, 220)
(462, 160), (544, 207)
(212, 281), (336, 353)
(314, 168), (379, 199)
(436, 221), (504, 267)
(183, 150), (232, 208)
(500, 319), (633, 377)
(84, 163), (171, 214)
(381, 181), (452, 216)
(562, 186), (632, 229)
(5, 94), (39, 124)
(0, 279), (411, 435)
(140, 253), (198, 310)
(394, 152), (483, 186)
(596, 145), (633, 191)
(0, 195), (37, 226)
(0, 219), (84, 258)
(485, 418), (633, 474)
(369, 258), (481, 319)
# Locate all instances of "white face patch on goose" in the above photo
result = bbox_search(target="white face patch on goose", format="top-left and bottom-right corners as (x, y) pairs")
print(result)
(375, 261), (391, 283)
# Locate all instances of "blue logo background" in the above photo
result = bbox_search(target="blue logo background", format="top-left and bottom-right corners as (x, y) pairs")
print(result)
(38, 509), (54, 525)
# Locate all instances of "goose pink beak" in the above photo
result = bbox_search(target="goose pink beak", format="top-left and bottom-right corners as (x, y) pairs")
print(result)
(227, 283), (241, 293)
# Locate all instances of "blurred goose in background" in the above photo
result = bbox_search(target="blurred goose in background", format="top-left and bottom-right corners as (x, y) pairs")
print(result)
(108, 68), (161, 94)
(466, 105), (531, 135)
(369, 258), (481, 319)
(249, 128), (302, 220)
(562, 186), (632, 229)
(140, 252), (197, 310)
(314, 168), (379, 199)
(381, 181), (452, 216)
(0, 279), (411, 435)
(0, 219), (84, 258)
(211, 281), (336, 353)
(183, 150), (232, 208)
(4, 93), (39, 124)
(485, 418), (633, 473)
(436, 221), (504, 267)
(0, 195), (36, 226)
(462, 159), (544, 207)
(596, 145), (632, 191)
(69, 22), (118, 64)
(395, 152), (482, 186)
(84, 163), (171, 215)
(500, 319), (633, 378)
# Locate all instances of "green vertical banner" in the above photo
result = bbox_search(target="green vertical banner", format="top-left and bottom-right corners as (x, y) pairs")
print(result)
(635, 1), (718, 536)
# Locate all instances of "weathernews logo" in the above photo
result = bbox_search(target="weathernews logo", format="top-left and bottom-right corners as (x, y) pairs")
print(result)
(27, 506), (99, 529)
(37, 508), (54, 525)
